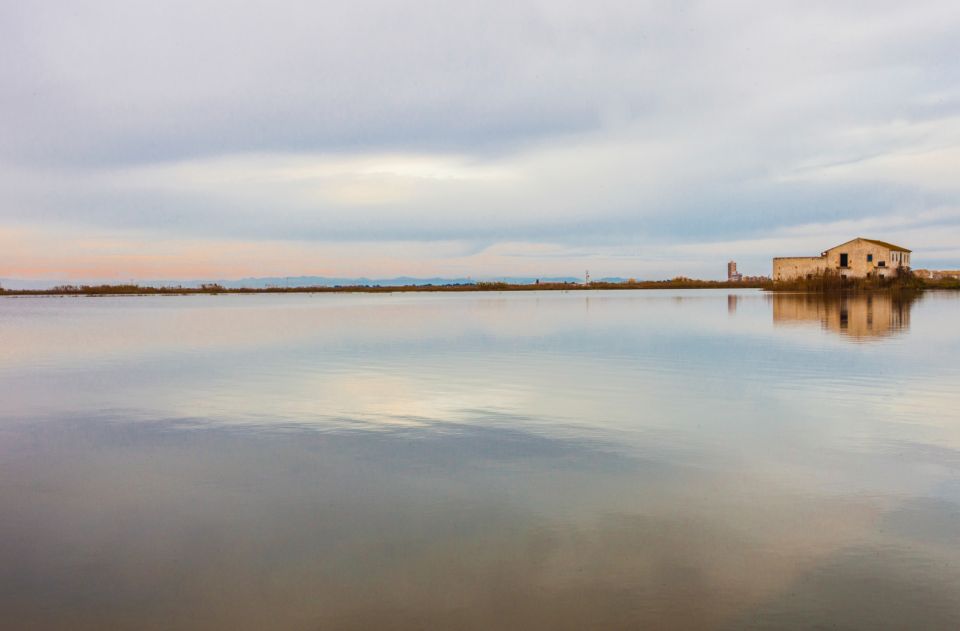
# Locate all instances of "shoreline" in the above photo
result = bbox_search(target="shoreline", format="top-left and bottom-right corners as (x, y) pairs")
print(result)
(0, 280), (769, 296)
(2, 280), (956, 297)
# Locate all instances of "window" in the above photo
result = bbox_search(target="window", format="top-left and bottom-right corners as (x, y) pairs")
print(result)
(867, 253), (873, 262)
(878, 261), (886, 267)
(839, 253), (848, 267)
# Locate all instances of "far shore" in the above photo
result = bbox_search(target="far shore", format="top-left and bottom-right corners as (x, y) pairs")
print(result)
(2, 277), (957, 297)
(2, 279), (769, 296)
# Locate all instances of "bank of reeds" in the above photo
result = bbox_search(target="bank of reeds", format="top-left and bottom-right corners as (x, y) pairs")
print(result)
(0, 278), (772, 296)
(769, 270), (930, 294)
(924, 277), (960, 290)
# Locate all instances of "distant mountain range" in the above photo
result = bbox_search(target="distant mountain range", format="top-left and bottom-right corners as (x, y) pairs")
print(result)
(1, 275), (631, 290)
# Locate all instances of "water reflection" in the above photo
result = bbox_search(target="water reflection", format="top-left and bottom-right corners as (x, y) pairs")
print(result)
(1, 290), (958, 629)
(771, 292), (915, 340)
(6, 415), (959, 630)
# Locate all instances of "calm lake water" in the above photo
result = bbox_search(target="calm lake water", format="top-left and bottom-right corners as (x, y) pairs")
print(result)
(1, 289), (959, 630)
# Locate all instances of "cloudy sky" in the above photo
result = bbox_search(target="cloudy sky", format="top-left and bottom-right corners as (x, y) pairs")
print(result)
(2, 0), (959, 281)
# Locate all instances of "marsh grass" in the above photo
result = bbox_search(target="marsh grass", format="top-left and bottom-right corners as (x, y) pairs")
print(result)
(1, 279), (771, 296)
(768, 270), (936, 294)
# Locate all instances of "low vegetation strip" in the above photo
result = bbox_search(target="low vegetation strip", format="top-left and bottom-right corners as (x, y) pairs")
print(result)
(0, 279), (772, 296)
(768, 270), (960, 293)
(2, 275), (956, 296)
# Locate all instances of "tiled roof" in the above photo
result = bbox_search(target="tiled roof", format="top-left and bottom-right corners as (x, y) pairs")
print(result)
(828, 238), (911, 253)
(859, 238), (911, 252)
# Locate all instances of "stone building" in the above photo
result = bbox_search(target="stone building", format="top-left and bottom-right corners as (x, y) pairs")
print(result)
(772, 238), (911, 282)
(727, 261), (742, 282)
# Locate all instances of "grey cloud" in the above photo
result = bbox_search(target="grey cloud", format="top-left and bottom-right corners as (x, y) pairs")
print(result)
(3, 0), (955, 165)
(1, 0), (959, 271)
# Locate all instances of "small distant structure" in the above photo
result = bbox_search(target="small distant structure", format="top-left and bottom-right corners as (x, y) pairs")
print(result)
(584, 270), (591, 285)
(773, 238), (911, 282)
(727, 261), (742, 282)
(914, 269), (960, 280)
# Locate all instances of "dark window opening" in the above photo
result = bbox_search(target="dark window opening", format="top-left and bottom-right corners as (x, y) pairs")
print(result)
(839, 253), (849, 267)
(878, 261), (886, 267)
(867, 254), (873, 262)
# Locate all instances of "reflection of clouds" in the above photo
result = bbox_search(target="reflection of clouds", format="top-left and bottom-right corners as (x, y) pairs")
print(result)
(0, 292), (668, 370)
(732, 544), (960, 629)
(880, 497), (960, 547)
(3, 417), (958, 629)
(2, 291), (960, 627)
(0, 290), (772, 371)
(0, 294), (482, 370)
(875, 376), (960, 440)
(0, 291), (765, 428)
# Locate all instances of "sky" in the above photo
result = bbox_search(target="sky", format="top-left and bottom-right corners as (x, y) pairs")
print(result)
(2, 0), (959, 281)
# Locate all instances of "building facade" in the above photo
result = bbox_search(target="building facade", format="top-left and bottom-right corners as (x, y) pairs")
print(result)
(727, 260), (742, 282)
(772, 238), (911, 282)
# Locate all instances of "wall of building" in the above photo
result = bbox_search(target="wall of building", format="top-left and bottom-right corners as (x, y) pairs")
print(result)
(824, 239), (902, 279)
(772, 238), (911, 282)
(827, 239), (896, 278)
(772, 256), (826, 281)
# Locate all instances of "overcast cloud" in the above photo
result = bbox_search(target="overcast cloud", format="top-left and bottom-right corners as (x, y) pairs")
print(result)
(2, 0), (959, 280)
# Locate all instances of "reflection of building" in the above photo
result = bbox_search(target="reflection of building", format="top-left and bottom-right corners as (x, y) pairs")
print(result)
(772, 293), (914, 340)
(727, 261), (742, 282)
(773, 238), (911, 281)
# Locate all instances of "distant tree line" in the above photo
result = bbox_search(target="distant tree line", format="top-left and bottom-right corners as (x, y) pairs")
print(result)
(1, 278), (775, 296)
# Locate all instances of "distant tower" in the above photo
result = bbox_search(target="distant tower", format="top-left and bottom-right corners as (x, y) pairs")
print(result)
(727, 261), (742, 282)
(585, 270), (591, 285)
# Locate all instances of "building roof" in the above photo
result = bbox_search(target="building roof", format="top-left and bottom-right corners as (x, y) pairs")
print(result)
(827, 238), (911, 253)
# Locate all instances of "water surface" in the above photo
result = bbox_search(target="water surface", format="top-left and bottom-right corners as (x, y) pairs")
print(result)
(1, 289), (958, 629)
